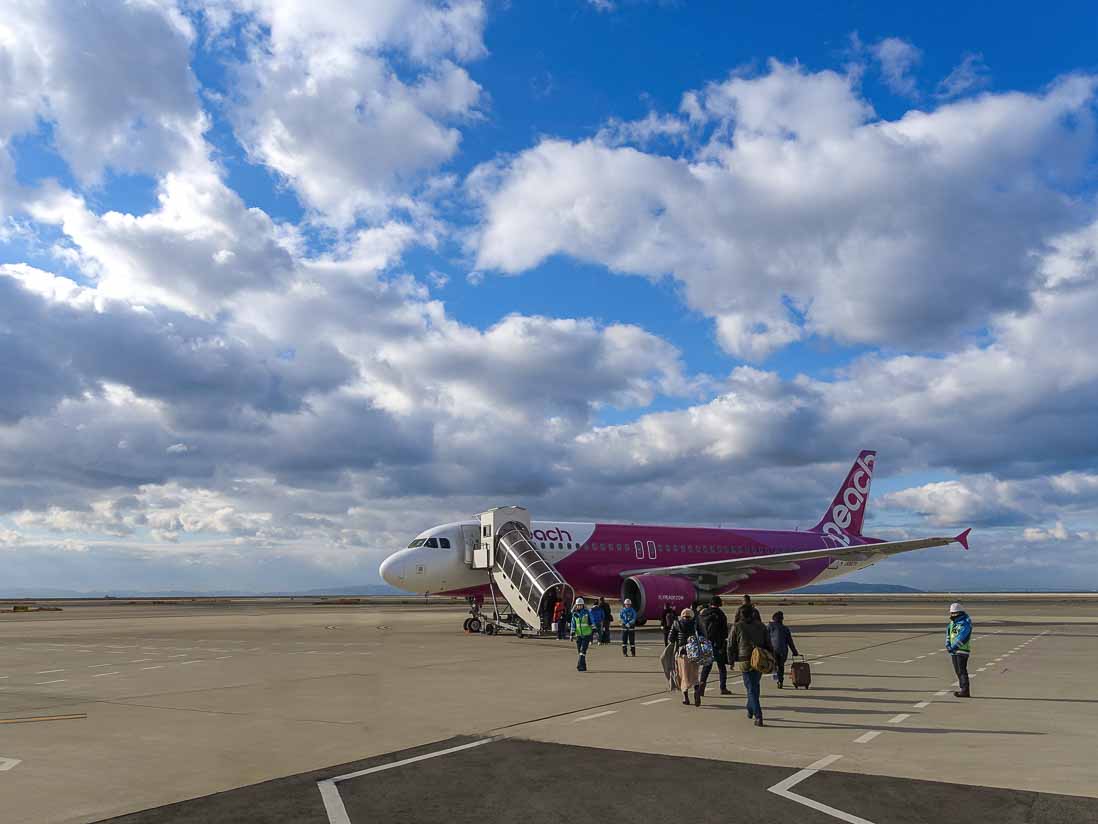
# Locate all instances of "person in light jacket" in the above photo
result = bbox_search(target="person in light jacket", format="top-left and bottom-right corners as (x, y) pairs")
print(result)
(767, 611), (799, 689)
(668, 608), (703, 707)
(619, 598), (638, 657)
(571, 598), (594, 672)
(729, 605), (773, 726)
(589, 601), (605, 646)
(946, 602), (973, 698)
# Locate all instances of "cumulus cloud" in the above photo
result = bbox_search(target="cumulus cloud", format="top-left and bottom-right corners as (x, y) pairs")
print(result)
(213, 0), (486, 224)
(471, 61), (1098, 359)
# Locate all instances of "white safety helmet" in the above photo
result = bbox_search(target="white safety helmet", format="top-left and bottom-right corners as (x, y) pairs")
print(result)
(574, 597), (585, 607)
(624, 598), (633, 606)
(949, 602), (963, 615)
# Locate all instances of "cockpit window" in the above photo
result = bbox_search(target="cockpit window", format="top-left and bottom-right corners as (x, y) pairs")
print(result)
(439, 538), (451, 548)
(407, 538), (426, 547)
(425, 538), (439, 548)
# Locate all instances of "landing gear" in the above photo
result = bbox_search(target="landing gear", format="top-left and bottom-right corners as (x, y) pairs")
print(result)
(468, 617), (482, 634)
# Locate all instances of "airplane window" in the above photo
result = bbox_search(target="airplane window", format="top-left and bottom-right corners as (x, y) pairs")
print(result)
(407, 539), (425, 547)
(567, 543), (572, 549)
(540, 542), (546, 549)
(439, 538), (450, 549)
(425, 538), (439, 548)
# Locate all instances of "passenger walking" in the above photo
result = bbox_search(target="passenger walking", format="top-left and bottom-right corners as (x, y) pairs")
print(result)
(559, 602), (572, 641)
(599, 597), (613, 644)
(619, 598), (638, 657)
(660, 604), (677, 645)
(668, 608), (703, 707)
(571, 598), (594, 672)
(946, 602), (973, 698)
(553, 599), (566, 640)
(698, 596), (732, 696)
(729, 605), (773, 726)
(589, 601), (605, 646)
(767, 611), (799, 689)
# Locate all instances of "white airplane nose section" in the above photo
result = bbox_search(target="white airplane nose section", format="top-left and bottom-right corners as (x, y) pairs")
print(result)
(380, 552), (405, 588)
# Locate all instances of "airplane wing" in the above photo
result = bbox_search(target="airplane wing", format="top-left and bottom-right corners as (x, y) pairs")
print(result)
(620, 529), (971, 584)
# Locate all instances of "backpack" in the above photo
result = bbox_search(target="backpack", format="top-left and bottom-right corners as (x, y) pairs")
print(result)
(686, 634), (714, 666)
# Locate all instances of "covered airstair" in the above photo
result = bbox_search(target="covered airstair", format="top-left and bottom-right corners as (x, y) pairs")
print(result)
(469, 507), (573, 636)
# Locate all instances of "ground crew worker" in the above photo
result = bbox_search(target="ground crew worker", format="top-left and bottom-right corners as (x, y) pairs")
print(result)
(571, 598), (594, 672)
(947, 602), (972, 698)
(619, 598), (638, 657)
(589, 600), (605, 646)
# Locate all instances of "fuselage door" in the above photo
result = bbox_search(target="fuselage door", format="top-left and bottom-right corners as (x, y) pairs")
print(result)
(634, 540), (644, 560)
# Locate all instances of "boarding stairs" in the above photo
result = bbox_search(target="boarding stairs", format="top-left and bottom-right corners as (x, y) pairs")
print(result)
(472, 507), (574, 635)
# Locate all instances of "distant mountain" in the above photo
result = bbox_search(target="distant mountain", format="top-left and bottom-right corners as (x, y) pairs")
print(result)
(792, 582), (925, 594)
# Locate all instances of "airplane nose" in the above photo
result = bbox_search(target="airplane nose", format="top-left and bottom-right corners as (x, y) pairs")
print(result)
(380, 552), (405, 587)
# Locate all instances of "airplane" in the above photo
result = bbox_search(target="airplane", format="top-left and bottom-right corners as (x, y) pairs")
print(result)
(379, 450), (971, 626)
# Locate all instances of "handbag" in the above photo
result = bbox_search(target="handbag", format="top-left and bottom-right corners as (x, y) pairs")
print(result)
(750, 646), (776, 674)
(686, 634), (714, 667)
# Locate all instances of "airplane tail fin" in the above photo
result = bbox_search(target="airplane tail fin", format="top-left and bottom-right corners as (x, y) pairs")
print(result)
(810, 450), (877, 541)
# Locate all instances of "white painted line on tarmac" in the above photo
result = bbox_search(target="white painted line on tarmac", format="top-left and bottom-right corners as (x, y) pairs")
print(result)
(318, 738), (496, 824)
(35, 670), (64, 674)
(128, 659), (152, 663)
(854, 731), (881, 744)
(935, 690), (949, 697)
(887, 714), (911, 724)
(178, 660), (202, 665)
(93, 671), (121, 678)
(913, 701), (930, 709)
(214, 656), (232, 660)
(88, 663), (113, 669)
(574, 710), (617, 722)
(641, 697), (671, 705)
(0, 756), (21, 772)
(34, 680), (66, 685)
(141, 666), (164, 670)
(769, 754), (876, 824)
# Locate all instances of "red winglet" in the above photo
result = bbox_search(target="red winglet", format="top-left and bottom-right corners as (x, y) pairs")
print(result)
(955, 528), (971, 550)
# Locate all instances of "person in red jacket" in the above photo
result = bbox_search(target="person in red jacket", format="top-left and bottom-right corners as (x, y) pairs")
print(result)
(553, 599), (566, 640)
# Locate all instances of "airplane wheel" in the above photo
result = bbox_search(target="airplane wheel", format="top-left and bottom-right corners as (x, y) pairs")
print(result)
(462, 618), (472, 632)
(469, 617), (483, 634)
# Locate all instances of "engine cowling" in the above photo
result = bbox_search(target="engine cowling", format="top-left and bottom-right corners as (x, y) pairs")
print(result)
(621, 575), (702, 624)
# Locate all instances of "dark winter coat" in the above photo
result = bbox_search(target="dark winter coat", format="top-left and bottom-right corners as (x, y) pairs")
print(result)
(667, 617), (699, 653)
(699, 606), (730, 664)
(767, 621), (798, 658)
(660, 606), (677, 629)
(729, 615), (772, 669)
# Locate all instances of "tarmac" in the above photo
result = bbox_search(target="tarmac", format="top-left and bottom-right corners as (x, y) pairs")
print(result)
(1, 594), (1096, 823)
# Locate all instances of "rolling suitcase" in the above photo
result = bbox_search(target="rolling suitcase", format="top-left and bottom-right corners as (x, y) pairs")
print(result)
(791, 655), (811, 689)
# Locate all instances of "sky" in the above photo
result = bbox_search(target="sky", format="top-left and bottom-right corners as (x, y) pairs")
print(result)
(2, 0), (1098, 594)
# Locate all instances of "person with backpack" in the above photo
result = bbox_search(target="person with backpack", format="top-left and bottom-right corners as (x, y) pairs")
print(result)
(729, 604), (773, 726)
(767, 611), (799, 689)
(619, 598), (638, 657)
(946, 602), (973, 698)
(668, 607), (703, 707)
(589, 600), (605, 646)
(660, 603), (677, 645)
(698, 595), (732, 696)
(571, 598), (594, 671)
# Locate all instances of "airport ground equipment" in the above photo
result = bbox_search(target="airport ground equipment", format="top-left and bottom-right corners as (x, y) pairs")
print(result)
(467, 506), (574, 636)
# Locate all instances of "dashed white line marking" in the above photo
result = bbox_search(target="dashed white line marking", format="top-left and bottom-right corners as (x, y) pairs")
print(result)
(35, 669), (65, 674)
(141, 666), (164, 670)
(574, 710), (617, 722)
(34, 679), (66, 685)
(935, 690), (949, 697)
(178, 660), (202, 665)
(214, 656), (232, 660)
(913, 701), (930, 709)
(641, 697), (671, 705)
(128, 659), (152, 663)
(769, 754), (876, 824)
(887, 713), (911, 724)
(854, 730), (881, 744)
(93, 671), (121, 678)
(88, 663), (113, 669)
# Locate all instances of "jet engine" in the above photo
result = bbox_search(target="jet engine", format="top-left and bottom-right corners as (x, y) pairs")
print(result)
(621, 575), (702, 625)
